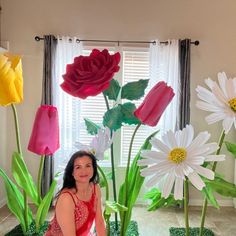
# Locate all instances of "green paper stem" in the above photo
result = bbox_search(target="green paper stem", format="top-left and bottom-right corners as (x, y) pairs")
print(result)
(184, 179), (190, 236)
(11, 104), (29, 231)
(120, 123), (141, 236)
(102, 92), (118, 231)
(97, 165), (109, 200)
(199, 130), (225, 236)
(37, 155), (45, 201)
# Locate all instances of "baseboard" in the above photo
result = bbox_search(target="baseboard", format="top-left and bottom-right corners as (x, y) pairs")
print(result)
(189, 199), (234, 207)
(136, 198), (234, 207)
(0, 197), (7, 208)
(233, 198), (236, 208)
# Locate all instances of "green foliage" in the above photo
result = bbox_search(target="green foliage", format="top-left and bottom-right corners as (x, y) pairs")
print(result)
(120, 102), (140, 125)
(103, 105), (123, 131)
(99, 170), (112, 188)
(144, 188), (181, 211)
(84, 118), (101, 135)
(0, 168), (33, 233)
(121, 79), (149, 100)
(103, 102), (140, 131)
(205, 176), (236, 198)
(103, 79), (121, 101)
(35, 180), (57, 231)
(118, 131), (158, 235)
(225, 141), (236, 159)
(12, 152), (40, 206)
(105, 201), (128, 215)
(201, 186), (219, 209)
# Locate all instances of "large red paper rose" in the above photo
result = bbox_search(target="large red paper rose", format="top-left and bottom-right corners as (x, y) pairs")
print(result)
(61, 49), (120, 99)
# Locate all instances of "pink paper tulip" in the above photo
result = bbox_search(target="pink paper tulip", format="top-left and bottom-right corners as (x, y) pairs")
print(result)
(134, 81), (175, 126)
(28, 105), (60, 155)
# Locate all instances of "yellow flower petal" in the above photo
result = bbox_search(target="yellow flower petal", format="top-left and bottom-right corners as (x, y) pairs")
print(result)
(0, 53), (23, 106)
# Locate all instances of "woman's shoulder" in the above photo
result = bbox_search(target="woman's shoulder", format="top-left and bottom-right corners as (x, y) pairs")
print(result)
(57, 188), (77, 204)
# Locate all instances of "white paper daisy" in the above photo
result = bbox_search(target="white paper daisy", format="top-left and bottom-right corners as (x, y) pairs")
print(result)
(74, 127), (114, 160)
(138, 125), (225, 200)
(196, 72), (236, 134)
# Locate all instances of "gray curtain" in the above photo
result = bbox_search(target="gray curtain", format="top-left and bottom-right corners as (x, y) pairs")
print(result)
(177, 39), (191, 130)
(41, 35), (57, 196)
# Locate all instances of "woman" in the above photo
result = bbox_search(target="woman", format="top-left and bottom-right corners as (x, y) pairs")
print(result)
(45, 150), (106, 236)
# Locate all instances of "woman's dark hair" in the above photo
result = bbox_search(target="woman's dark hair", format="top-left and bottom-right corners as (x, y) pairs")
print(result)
(58, 150), (99, 194)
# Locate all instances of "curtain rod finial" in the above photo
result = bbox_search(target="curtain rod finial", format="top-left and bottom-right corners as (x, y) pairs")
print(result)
(35, 36), (41, 41)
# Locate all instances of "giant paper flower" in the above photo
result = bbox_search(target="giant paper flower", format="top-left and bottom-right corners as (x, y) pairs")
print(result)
(28, 105), (60, 155)
(61, 49), (120, 99)
(196, 72), (236, 134)
(0, 53), (23, 106)
(75, 127), (113, 160)
(138, 125), (225, 200)
(134, 81), (175, 126)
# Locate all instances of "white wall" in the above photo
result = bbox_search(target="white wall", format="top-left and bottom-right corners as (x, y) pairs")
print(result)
(0, 0), (236, 206)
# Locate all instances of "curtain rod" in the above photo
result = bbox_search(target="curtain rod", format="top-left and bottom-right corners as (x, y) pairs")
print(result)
(34, 36), (200, 46)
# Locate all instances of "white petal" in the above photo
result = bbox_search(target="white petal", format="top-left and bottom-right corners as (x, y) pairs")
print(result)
(162, 130), (177, 149)
(145, 173), (164, 187)
(187, 131), (210, 153)
(202, 143), (219, 155)
(186, 156), (205, 165)
(191, 165), (214, 180)
(205, 112), (226, 124)
(222, 116), (234, 134)
(140, 161), (174, 176)
(178, 125), (194, 147)
(138, 158), (157, 166)
(162, 173), (176, 198)
(150, 138), (170, 154)
(196, 101), (223, 112)
(188, 172), (205, 190)
(205, 154), (225, 162)
(174, 177), (184, 200)
(141, 150), (166, 160)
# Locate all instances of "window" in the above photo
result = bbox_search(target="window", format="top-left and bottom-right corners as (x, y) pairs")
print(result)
(53, 39), (179, 180)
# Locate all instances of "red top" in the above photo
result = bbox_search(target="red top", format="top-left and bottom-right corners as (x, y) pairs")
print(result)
(45, 184), (97, 236)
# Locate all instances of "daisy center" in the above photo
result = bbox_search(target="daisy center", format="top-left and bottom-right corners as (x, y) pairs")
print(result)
(228, 98), (236, 112)
(168, 148), (186, 164)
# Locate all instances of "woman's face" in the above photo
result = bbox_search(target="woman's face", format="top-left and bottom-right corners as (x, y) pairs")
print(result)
(73, 155), (94, 183)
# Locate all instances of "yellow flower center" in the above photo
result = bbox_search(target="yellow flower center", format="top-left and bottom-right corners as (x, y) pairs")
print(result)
(228, 98), (236, 112)
(168, 148), (187, 164)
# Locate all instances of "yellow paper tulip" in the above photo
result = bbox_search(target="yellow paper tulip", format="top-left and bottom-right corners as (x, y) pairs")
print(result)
(0, 53), (23, 106)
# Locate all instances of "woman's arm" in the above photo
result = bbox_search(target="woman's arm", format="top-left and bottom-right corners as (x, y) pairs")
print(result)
(56, 192), (76, 236)
(95, 185), (106, 236)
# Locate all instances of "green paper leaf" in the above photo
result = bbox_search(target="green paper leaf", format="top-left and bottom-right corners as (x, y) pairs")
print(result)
(120, 102), (140, 125)
(105, 201), (127, 215)
(205, 176), (236, 198)
(35, 179), (57, 230)
(84, 118), (101, 135)
(225, 141), (236, 159)
(103, 79), (121, 101)
(202, 186), (219, 209)
(12, 152), (40, 206)
(0, 168), (33, 233)
(121, 79), (149, 100)
(103, 105), (123, 131)
(118, 130), (159, 231)
(99, 170), (112, 188)
(144, 187), (181, 211)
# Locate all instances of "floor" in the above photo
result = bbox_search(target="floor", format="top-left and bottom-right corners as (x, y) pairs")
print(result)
(0, 205), (236, 235)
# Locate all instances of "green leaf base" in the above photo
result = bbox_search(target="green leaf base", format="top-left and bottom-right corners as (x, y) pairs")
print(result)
(109, 220), (139, 236)
(5, 221), (49, 236)
(169, 227), (214, 236)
